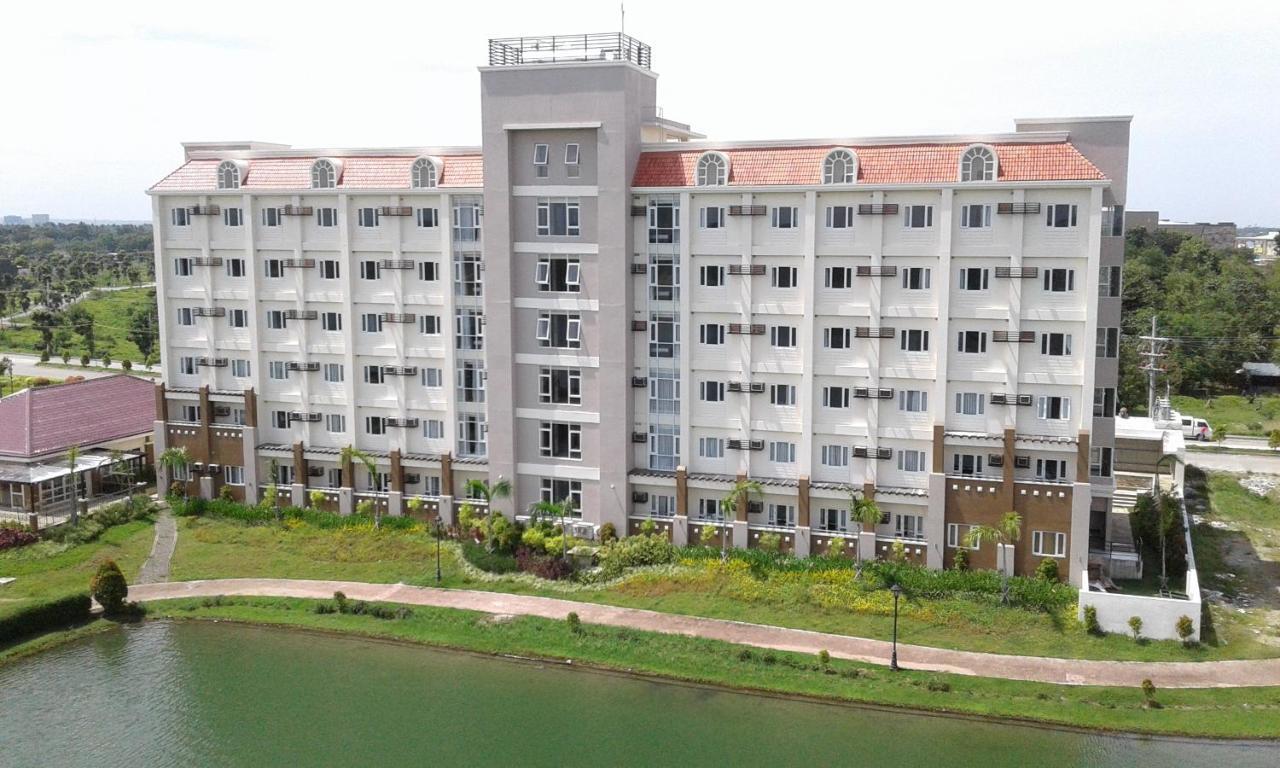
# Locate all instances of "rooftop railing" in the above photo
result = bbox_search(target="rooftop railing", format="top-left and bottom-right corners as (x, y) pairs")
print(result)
(488, 33), (651, 69)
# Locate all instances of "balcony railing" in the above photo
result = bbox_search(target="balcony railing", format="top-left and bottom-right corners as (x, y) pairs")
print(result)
(488, 33), (652, 69)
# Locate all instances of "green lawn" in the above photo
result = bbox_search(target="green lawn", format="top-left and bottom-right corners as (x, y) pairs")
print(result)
(169, 515), (1275, 662)
(130, 597), (1280, 740)
(0, 287), (155, 364)
(1171, 394), (1280, 437)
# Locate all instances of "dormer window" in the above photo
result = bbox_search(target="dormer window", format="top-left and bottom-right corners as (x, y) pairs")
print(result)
(959, 145), (997, 182)
(311, 159), (338, 189)
(216, 160), (242, 190)
(411, 157), (438, 189)
(822, 148), (857, 185)
(695, 152), (728, 186)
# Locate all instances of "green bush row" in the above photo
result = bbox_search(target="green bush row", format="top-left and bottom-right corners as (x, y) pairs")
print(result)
(459, 541), (519, 574)
(0, 593), (92, 644)
(41, 495), (156, 546)
(171, 497), (418, 531)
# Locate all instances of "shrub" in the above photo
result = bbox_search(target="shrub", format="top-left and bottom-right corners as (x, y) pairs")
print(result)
(461, 541), (518, 574)
(566, 612), (583, 634)
(1035, 557), (1060, 582)
(762, 651), (778, 665)
(1128, 615), (1143, 642)
(1083, 604), (1101, 635)
(63, 375), (84, 384)
(737, 648), (755, 662)
(457, 504), (479, 535)
(597, 533), (676, 578)
(30, 376), (51, 387)
(757, 532), (782, 553)
(817, 649), (830, 666)
(926, 678), (951, 693)
(218, 484), (236, 502)
(80, 354), (90, 367)
(1269, 429), (1280, 450)
(1176, 615), (1196, 646)
(699, 524), (719, 546)
(0, 526), (39, 551)
(309, 489), (328, 509)
(39, 351), (49, 363)
(890, 540), (907, 563)
(0, 593), (92, 643)
(1140, 678), (1158, 707)
(598, 522), (618, 544)
(515, 547), (573, 580)
(952, 548), (970, 571)
(521, 526), (548, 553)
(487, 513), (522, 554)
(639, 518), (657, 536)
(90, 560), (128, 615)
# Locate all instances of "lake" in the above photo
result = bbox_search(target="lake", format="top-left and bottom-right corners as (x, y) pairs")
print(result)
(1, 621), (1276, 767)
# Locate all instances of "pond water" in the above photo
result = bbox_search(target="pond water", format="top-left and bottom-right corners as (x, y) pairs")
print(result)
(1, 622), (1276, 767)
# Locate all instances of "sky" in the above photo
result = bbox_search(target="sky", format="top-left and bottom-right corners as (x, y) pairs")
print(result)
(1, 0), (1277, 225)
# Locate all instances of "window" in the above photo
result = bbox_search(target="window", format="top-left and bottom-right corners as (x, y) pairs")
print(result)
(178, 404), (200, 422)
(175, 307), (194, 326)
(356, 208), (380, 228)
(825, 205), (854, 229)
(649, 369), (679, 415)
(899, 390), (928, 412)
(771, 326), (797, 348)
(363, 365), (384, 384)
(228, 309), (248, 328)
(649, 314), (678, 358)
(959, 145), (996, 182)
(699, 380), (725, 403)
(771, 266), (798, 288)
(264, 259), (284, 278)
(456, 309), (485, 350)
(230, 359), (251, 378)
(901, 267), (931, 290)
(647, 201), (679, 244)
(770, 384), (797, 406)
(1093, 387), (1116, 418)
(1046, 204), (1078, 228)
(261, 208), (282, 227)
(697, 497), (724, 521)
(1037, 396), (1071, 420)
(564, 143), (580, 177)
(458, 414), (488, 457)
(1096, 327), (1119, 358)
(361, 313), (383, 333)
(536, 199), (580, 236)
(225, 258), (246, 277)
(823, 386), (850, 408)
(957, 330), (988, 354)
(955, 392), (986, 416)
(315, 207), (338, 227)
(325, 413), (346, 434)
(900, 329), (929, 352)
(1043, 268), (1076, 292)
(1032, 530), (1066, 558)
(326, 468), (343, 488)
(421, 367), (443, 388)
(535, 257), (581, 293)
(453, 202), (482, 242)
(960, 204), (991, 229)
(700, 206), (724, 229)
(825, 266), (853, 289)
(424, 420), (445, 439)
(171, 208), (189, 227)
(952, 454), (985, 476)
(958, 267), (989, 291)
(265, 310), (287, 330)
(947, 523), (977, 549)
(699, 437), (725, 459)
(766, 504), (795, 528)
(410, 157), (437, 188)
(649, 425), (679, 471)
(696, 152), (728, 186)
(821, 444), (850, 467)
(903, 205), (933, 229)
(1099, 265), (1122, 297)
(321, 312), (342, 332)
(823, 148), (857, 184)
(648, 494), (675, 518)
(453, 253), (483, 297)
(536, 313), (581, 349)
(771, 206), (799, 229)
(1041, 333), (1073, 356)
(217, 160), (241, 189)
(533, 143), (549, 176)
(312, 259), (337, 280)
(456, 362), (486, 403)
(223, 465), (245, 486)
(174, 257), (193, 276)
(539, 478), (582, 510)
(178, 357), (196, 376)
(271, 410), (288, 429)
(699, 265), (724, 287)
(418, 261), (438, 281)
(267, 360), (288, 380)
(419, 315), (441, 335)
(539, 422), (583, 460)
(648, 255), (678, 301)
(223, 208), (243, 227)
(365, 416), (386, 436)
(358, 260), (380, 280)
(539, 367), (582, 405)
(416, 207), (439, 228)
(895, 514), (925, 540)
(818, 507), (848, 533)
(700, 323), (724, 345)
(769, 441), (796, 463)
(323, 363), (344, 383)
(824, 327), (851, 349)
(311, 159), (337, 189)
(1090, 447), (1113, 478)
(897, 450), (926, 473)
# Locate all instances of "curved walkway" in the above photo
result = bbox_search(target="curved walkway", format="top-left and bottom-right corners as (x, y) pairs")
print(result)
(128, 578), (1280, 689)
(136, 510), (176, 584)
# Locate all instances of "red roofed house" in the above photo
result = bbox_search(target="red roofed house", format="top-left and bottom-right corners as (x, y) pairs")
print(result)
(0, 375), (155, 525)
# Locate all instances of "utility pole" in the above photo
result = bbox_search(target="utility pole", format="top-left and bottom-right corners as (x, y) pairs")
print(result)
(1139, 315), (1170, 417)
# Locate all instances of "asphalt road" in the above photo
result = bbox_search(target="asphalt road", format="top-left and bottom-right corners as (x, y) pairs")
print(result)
(0, 352), (124, 382)
(1188, 449), (1280, 474)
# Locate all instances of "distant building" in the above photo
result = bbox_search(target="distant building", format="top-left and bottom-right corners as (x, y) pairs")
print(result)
(1236, 232), (1278, 264)
(29, 214), (49, 226)
(1, 215), (23, 226)
(1127, 210), (1237, 250)
(1241, 362), (1280, 394)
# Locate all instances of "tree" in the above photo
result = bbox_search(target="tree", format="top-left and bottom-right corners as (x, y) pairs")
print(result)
(100, 354), (112, 369)
(963, 512), (1023, 603)
(90, 559), (128, 615)
(0, 355), (10, 396)
(63, 304), (94, 356)
(340, 445), (380, 527)
(717, 478), (763, 562)
(847, 489), (882, 575)
(28, 307), (57, 355)
(158, 446), (190, 497)
(127, 300), (158, 360)
(465, 477), (512, 552)
(532, 496), (577, 564)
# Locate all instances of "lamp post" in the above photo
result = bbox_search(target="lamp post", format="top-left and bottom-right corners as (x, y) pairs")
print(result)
(434, 517), (443, 584)
(889, 583), (902, 672)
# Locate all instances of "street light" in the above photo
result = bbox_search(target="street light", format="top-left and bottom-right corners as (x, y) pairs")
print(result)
(889, 583), (902, 672)
(434, 516), (443, 584)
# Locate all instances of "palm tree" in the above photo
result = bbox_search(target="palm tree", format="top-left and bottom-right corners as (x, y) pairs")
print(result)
(466, 477), (512, 552)
(532, 496), (577, 564)
(964, 511), (1023, 603)
(158, 446), (190, 498)
(340, 445), (381, 527)
(717, 478), (763, 562)
(847, 489), (883, 575)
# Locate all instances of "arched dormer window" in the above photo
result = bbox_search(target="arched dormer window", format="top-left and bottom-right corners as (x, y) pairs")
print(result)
(216, 160), (243, 190)
(695, 151), (728, 186)
(822, 148), (858, 185)
(311, 158), (338, 189)
(411, 157), (438, 189)
(959, 144), (997, 182)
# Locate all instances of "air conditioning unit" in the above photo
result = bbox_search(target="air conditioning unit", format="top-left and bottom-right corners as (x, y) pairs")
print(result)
(631, 376), (648, 388)
(308, 466), (325, 477)
(853, 446), (869, 458)
(877, 388), (895, 399)
(747, 501), (763, 515)
(990, 393), (1009, 405)
(205, 463), (221, 475)
(748, 439), (765, 451)
(213, 406), (231, 417)
(631, 320), (647, 331)
(853, 387), (870, 398)
(632, 491), (649, 503)
(404, 473), (422, 485)
(632, 432), (647, 444)
(727, 439), (749, 450)
(875, 447), (893, 460)
(987, 454), (1004, 467)
(748, 382), (766, 394)
(1017, 394), (1034, 407)
(630, 263), (647, 274)
(1015, 456), (1031, 469)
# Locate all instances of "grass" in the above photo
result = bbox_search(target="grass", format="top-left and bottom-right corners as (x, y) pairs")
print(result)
(1171, 394), (1280, 437)
(134, 596), (1280, 740)
(168, 515), (1276, 662)
(0, 286), (155, 364)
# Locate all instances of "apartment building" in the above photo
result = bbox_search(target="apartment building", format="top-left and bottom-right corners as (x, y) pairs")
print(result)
(148, 33), (1130, 585)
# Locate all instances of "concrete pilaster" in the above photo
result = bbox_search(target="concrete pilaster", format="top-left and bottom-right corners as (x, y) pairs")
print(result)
(792, 526), (810, 557)
(339, 488), (354, 516)
(388, 490), (404, 517)
(671, 514), (688, 547)
(732, 520), (748, 549)
(291, 483), (306, 508)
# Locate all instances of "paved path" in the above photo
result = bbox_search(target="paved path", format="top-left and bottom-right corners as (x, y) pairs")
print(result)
(128, 578), (1280, 689)
(136, 510), (176, 584)
(1188, 450), (1280, 474)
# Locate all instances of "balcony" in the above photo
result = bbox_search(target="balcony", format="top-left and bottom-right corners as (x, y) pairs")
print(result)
(728, 205), (766, 217)
(996, 202), (1041, 215)
(195, 357), (227, 368)
(488, 32), (651, 69)
(995, 266), (1038, 279)
(857, 204), (899, 216)
(855, 327), (895, 339)
(992, 330), (1035, 343)
(727, 264), (765, 276)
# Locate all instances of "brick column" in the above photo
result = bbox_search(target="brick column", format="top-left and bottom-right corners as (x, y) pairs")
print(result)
(440, 452), (453, 497)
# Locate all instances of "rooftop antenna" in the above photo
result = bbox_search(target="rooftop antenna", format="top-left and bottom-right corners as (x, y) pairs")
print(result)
(621, 3), (625, 34)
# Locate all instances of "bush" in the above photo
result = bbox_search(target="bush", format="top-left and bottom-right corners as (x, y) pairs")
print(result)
(79, 354), (90, 367)
(515, 547), (573, 580)
(566, 612), (583, 634)
(121, 359), (132, 372)
(737, 648), (755, 662)
(1035, 557), (1060, 582)
(0, 593), (93, 643)
(1083, 604), (1101, 635)
(699, 524), (719, 546)
(521, 526), (548, 553)
(1176, 615), (1196, 646)
(952, 548), (970, 571)
(1128, 615), (1143, 642)
(218, 484), (236, 502)
(316, 591), (411, 620)
(487, 513), (522, 554)
(597, 533), (675, 577)
(30, 376), (51, 387)
(890, 540), (907, 562)
(41, 496), (155, 547)
(460, 541), (518, 574)
(90, 560), (128, 615)
(639, 519), (657, 536)
(0, 526), (39, 551)
(757, 532), (782, 553)
(598, 522), (617, 544)
(817, 649), (830, 666)
(309, 490), (327, 509)
(457, 504), (480, 536)
(1140, 678), (1158, 707)
(925, 678), (951, 693)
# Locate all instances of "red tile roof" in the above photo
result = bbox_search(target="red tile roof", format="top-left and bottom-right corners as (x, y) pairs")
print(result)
(0, 375), (156, 458)
(150, 154), (484, 191)
(631, 142), (1105, 187)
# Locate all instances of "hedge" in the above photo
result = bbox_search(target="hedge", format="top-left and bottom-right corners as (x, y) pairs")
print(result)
(0, 593), (93, 644)
(171, 497), (419, 531)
